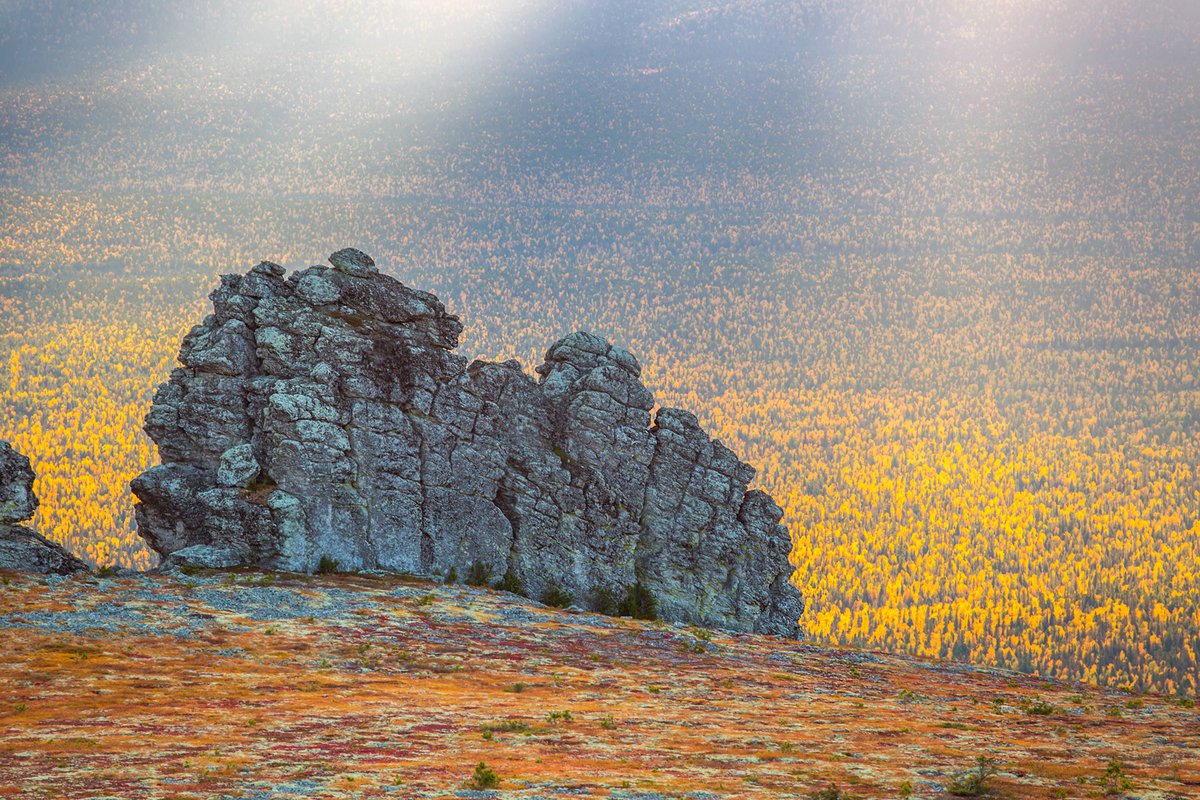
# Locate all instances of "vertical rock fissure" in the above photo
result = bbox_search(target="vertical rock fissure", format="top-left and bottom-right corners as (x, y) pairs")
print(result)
(493, 475), (522, 580)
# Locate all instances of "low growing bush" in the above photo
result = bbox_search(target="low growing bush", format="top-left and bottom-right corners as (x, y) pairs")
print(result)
(947, 756), (998, 797)
(541, 582), (574, 608)
(493, 569), (524, 595)
(469, 762), (499, 789)
(619, 581), (658, 620)
(465, 560), (492, 587)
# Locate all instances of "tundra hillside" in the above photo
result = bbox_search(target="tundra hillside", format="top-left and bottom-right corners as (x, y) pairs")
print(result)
(0, 569), (1196, 799)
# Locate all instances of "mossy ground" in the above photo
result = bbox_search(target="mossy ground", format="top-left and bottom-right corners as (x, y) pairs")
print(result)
(0, 570), (1195, 799)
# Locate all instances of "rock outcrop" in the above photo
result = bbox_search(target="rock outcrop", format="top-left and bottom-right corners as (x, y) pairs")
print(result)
(0, 441), (88, 574)
(132, 249), (804, 636)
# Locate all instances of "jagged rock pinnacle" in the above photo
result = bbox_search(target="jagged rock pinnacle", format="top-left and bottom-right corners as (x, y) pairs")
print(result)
(131, 251), (804, 636)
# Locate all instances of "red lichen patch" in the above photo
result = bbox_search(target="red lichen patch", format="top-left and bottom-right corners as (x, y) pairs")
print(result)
(0, 571), (1196, 799)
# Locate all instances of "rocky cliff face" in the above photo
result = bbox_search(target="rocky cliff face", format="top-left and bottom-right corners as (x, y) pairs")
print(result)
(0, 441), (88, 574)
(131, 249), (803, 636)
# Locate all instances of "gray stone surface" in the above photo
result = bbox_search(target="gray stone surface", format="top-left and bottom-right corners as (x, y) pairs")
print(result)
(162, 544), (246, 570)
(131, 249), (804, 635)
(0, 441), (89, 574)
(0, 440), (38, 525)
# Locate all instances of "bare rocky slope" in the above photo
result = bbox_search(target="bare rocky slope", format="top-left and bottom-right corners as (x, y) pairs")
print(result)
(131, 249), (804, 636)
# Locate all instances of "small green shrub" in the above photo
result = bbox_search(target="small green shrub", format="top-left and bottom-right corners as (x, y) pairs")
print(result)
(810, 783), (853, 800)
(541, 582), (574, 608)
(947, 756), (998, 797)
(619, 581), (658, 620)
(1025, 699), (1057, 715)
(465, 560), (492, 587)
(493, 569), (524, 595)
(594, 585), (621, 615)
(469, 762), (499, 789)
(96, 565), (118, 578)
(599, 714), (616, 729)
(545, 710), (573, 723)
(504, 682), (525, 693)
(1099, 760), (1133, 796)
(481, 719), (531, 734)
(316, 555), (340, 575)
(444, 566), (458, 585)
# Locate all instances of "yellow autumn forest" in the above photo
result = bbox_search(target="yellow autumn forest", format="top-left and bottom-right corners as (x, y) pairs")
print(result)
(1, 188), (1197, 698)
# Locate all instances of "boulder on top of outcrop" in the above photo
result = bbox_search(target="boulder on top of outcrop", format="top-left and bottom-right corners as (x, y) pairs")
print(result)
(131, 250), (804, 636)
(0, 441), (89, 575)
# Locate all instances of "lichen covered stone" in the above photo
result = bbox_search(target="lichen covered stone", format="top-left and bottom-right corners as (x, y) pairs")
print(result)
(131, 251), (804, 635)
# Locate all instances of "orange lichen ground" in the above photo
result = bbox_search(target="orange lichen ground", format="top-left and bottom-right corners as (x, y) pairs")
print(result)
(0, 571), (1195, 800)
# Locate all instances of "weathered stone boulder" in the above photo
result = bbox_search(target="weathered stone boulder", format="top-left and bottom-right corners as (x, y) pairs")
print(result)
(0, 441), (89, 574)
(132, 249), (804, 636)
(0, 441), (38, 524)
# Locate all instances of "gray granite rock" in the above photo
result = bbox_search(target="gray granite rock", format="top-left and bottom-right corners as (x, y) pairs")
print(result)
(161, 544), (246, 570)
(0, 442), (89, 574)
(131, 251), (804, 636)
(0, 441), (38, 525)
(217, 444), (261, 488)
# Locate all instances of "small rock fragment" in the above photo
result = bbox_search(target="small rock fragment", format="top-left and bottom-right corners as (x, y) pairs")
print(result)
(217, 444), (261, 488)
